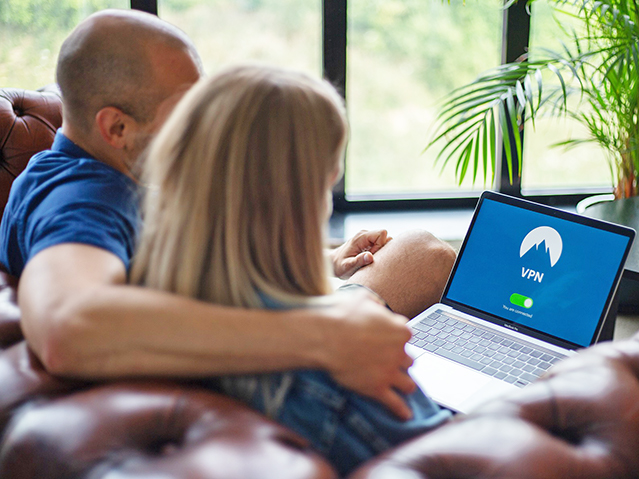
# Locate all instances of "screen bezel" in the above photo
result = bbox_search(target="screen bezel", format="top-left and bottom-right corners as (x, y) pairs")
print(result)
(441, 191), (636, 350)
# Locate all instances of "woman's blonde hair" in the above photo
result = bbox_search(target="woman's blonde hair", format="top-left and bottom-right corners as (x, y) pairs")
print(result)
(130, 64), (348, 308)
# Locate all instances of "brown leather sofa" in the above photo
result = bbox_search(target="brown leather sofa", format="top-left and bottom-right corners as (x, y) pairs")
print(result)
(2, 87), (639, 478)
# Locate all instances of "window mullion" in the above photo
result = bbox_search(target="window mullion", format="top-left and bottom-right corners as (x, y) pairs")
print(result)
(324, 0), (348, 207)
(496, 0), (531, 196)
(130, 0), (157, 15)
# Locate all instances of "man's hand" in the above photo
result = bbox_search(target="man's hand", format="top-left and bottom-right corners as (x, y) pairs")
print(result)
(330, 229), (392, 279)
(320, 289), (417, 420)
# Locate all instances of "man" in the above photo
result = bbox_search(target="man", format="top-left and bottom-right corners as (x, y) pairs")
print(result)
(0, 9), (456, 420)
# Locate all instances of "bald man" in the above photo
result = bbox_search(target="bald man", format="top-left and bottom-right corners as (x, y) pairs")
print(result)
(0, 10), (456, 420)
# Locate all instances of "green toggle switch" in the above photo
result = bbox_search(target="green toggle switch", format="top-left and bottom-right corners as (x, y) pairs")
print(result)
(510, 293), (533, 309)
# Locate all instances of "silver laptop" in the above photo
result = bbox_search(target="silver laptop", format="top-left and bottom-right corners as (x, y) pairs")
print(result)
(407, 191), (635, 413)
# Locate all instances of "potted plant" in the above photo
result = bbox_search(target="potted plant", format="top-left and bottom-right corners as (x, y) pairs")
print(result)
(427, 0), (639, 199)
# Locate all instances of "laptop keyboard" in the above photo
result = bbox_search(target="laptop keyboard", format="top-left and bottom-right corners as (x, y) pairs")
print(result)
(408, 310), (567, 388)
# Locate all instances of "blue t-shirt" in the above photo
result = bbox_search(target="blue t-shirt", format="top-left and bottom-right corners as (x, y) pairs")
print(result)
(0, 131), (140, 276)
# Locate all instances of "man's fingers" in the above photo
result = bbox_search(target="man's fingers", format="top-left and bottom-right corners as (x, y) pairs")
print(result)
(337, 252), (374, 279)
(392, 369), (417, 395)
(401, 352), (414, 370)
(366, 230), (389, 254)
(377, 388), (413, 421)
(357, 251), (374, 266)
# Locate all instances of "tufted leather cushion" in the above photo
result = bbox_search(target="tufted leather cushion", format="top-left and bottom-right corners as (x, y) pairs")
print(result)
(349, 337), (639, 479)
(0, 382), (337, 479)
(0, 88), (62, 219)
(0, 342), (87, 432)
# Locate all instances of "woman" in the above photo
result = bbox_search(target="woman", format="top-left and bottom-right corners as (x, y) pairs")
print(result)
(131, 65), (451, 476)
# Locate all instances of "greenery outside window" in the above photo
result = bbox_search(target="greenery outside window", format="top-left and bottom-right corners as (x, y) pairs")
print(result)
(345, 0), (502, 199)
(0, 0), (129, 89)
(521, 0), (611, 192)
(157, 0), (321, 77)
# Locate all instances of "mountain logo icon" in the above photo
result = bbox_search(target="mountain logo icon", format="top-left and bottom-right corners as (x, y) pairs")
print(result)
(520, 226), (563, 267)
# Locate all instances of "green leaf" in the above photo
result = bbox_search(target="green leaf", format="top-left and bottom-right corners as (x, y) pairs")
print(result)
(535, 68), (544, 110)
(482, 114), (489, 184)
(437, 90), (506, 123)
(506, 90), (523, 174)
(435, 127), (480, 170)
(429, 117), (486, 153)
(515, 79), (527, 111)
(473, 127), (481, 184)
(457, 141), (473, 184)
(489, 108), (497, 181)
(547, 63), (568, 112)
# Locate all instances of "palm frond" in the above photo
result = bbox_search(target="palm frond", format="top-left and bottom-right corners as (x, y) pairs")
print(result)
(429, 0), (639, 187)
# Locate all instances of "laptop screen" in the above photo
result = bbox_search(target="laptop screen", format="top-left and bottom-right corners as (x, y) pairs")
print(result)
(444, 193), (634, 348)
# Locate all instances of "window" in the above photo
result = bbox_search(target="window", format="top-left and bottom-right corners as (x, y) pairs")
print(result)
(157, 0), (321, 77)
(330, 0), (611, 209)
(521, 0), (612, 193)
(345, 0), (503, 199)
(0, 0), (129, 89)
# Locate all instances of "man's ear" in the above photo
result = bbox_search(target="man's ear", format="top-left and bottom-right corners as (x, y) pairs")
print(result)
(95, 107), (136, 150)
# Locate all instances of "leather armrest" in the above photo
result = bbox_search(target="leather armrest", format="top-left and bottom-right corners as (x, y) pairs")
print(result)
(0, 88), (62, 218)
(350, 338), (639, 479)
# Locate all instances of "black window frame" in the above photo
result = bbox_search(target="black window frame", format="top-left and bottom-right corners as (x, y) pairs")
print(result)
(134, 0), (612, 211)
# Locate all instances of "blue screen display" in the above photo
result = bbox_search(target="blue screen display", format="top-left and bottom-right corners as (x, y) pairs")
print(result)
(446, 198), (630, 347)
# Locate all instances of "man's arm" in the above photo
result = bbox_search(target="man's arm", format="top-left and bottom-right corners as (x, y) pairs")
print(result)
(19, 243), (417, 419)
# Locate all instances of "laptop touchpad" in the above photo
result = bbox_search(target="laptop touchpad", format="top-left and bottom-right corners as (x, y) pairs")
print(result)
(409, 353), (494, 412)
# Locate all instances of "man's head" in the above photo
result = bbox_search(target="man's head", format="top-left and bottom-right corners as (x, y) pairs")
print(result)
(56, 9), (202, 170)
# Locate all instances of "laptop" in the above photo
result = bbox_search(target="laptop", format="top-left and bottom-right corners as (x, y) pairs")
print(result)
(406, 191), (635, 413)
